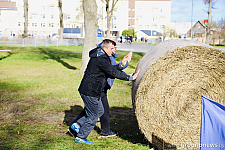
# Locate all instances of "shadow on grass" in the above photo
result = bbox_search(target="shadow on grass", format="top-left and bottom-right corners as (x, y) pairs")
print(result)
(63, 105), (152, 148)
(38, 48), (80, 70)
(0, 52), (12, 61)
(63, 105), (84, 126)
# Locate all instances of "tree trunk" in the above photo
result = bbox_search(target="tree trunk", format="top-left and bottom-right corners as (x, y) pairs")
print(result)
(206, 0), (212, 44)
(23, 0), (28, 38)
(105, 0), (118, 38)
(80, 0), (98, 72)
(58, 0), (64, 40)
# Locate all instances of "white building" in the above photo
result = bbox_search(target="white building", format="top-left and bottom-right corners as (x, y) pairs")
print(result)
(96, 0), (129, 37)
(0, 0), (83, 38)
(0, 0), (171, 39)
(170, 22), (192, 37)
(135, 0), (171, 40)
(0, 0), (17, 37)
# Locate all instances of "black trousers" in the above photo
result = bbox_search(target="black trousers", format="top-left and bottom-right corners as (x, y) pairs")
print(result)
(74, 91), (110, 133)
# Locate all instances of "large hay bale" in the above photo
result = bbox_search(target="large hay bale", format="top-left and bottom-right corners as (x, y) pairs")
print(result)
(132, 39), (225, 149)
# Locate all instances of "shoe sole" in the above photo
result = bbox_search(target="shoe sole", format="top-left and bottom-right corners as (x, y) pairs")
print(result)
(75, 141), (92, 144)
(101, 134), (117, 138)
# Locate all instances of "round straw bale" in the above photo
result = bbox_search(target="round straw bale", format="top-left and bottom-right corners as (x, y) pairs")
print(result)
(132, 39), (225, 149)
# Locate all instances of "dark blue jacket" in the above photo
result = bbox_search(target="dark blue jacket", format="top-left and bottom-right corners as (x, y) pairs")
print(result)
(78, 47), (132, 97)
(105, 55), (128, 90)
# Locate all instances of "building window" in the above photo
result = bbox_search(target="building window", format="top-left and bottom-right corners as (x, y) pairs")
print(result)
(51, 15), (54, 19)
(160, 16), (165, 21)
(128, 25), (131, 27)
(41, 14), (45, 18)
(153, 17), (157, 21)
(33, 31), (37, 36)
(49, 23), (54, 27)
(66, 24), (71, 28)
(153, 8), (158, 13)
(132, 17), (135, 19)
(66, 15), (71, 19)
(41, 23), (45, 27)
(132, 25), (135, 27)
(128, 16), (131, 19)
(18, 22), (21, 26)
(153, 25), (157, 29)
(32, 14), (37, 19)
(32, 23), (37, 27)
(42, 6), (46, 10)
(160, 25), (164, 29)
(139, 25), (142, 28)
(128, 8), (131, 11)
(50, 6), (54, 9)
(0, 31), (2, 37)
(146, 25), (150, 28)
(132, 8), (135, 11)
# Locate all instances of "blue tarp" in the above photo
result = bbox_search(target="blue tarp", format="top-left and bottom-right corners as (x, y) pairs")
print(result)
(201, 95), (225, 150)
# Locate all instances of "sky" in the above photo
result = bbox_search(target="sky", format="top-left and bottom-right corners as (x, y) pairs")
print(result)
(171, 0), (225, 22)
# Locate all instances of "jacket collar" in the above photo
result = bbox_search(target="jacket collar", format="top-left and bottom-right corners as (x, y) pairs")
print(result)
(89, 47), (107, 58)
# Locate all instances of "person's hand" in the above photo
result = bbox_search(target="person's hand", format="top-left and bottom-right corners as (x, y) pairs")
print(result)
(132, 69), (140, 80)
(121, 51), (133, 67)
(126, 51), (132, 62)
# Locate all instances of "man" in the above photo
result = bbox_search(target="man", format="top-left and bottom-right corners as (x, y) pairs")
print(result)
(71, 39), (140, 144)
(69, 40), (132, 138)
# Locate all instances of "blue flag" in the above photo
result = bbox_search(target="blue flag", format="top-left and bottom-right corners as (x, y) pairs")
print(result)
(201, 95), (225, 150)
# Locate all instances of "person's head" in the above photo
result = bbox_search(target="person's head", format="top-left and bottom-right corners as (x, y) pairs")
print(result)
(101, 39), (116, 56)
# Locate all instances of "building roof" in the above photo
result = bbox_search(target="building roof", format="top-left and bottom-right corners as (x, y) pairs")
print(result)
(141, 30), (162, 36)
(141, 30), (151, 36)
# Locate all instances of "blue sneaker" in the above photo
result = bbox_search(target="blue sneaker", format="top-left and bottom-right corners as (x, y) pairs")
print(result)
(75, 137), (92, 144)
(68, 123), (80, 137)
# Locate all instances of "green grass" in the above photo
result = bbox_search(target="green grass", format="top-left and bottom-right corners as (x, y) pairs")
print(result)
(0, 46), (151, 149)
(148, 44), (156, 46)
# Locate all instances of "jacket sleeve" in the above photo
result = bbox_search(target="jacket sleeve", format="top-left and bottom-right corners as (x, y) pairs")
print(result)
(118, 61), (129, 70)
(98, 56), (133, 81)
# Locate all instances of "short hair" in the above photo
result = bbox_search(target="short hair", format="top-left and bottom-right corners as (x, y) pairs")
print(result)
(100, 39), (116, 48)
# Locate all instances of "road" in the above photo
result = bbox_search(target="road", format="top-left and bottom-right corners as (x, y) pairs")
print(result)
(116, 43), (152, 53)
(116, 42), (225, 53)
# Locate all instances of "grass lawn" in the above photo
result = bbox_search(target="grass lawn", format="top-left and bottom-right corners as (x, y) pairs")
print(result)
(0, 45), (151, 149)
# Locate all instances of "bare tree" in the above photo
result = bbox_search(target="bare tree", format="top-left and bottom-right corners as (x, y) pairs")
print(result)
(217, 17), (225, 41)
(58, 0), (64, 40)
(80, 0), (98, 72)
(102, 0), (119, 38)
(23, 0), (28, 38)
(204, 0), (213, 44)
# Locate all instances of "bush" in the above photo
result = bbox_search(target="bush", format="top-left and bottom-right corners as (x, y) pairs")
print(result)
(122, 29), (136, 37)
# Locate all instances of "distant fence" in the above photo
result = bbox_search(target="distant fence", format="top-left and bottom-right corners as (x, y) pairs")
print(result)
(0, 37), (104, 47)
